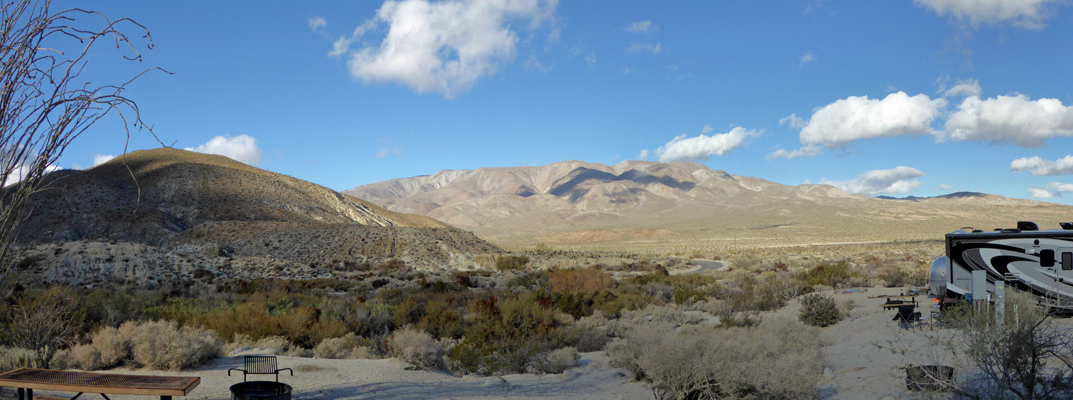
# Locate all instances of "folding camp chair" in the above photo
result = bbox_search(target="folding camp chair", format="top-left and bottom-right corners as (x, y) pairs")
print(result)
(228, 355), (293, 382)
(892, 305), (922, 330)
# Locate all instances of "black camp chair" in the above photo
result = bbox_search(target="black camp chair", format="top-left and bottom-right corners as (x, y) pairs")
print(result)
(228, 355), (294, 382)
(892, 305), (922, 330)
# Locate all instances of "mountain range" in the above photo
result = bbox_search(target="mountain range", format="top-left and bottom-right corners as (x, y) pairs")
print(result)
(345, 160), (1073, 252)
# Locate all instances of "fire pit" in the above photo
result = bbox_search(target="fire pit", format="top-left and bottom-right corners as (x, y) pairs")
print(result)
(230, 381), (292, 400)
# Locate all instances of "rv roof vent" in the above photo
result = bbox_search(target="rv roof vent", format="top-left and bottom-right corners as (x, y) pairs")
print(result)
(1018, 221), (1039, 231)
(1061, 222), (1073, 230)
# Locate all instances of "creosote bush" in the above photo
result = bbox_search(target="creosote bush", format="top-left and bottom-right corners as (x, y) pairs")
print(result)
(798, 293), (843, 327)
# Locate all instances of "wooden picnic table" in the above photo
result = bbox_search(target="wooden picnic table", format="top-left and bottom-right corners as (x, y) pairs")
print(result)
(0, 368), (199, 400)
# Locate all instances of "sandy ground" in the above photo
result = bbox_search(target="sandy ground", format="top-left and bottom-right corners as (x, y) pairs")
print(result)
(4, 286), (971, 400)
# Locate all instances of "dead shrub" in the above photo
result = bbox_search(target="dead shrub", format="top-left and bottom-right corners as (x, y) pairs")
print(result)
(389, 327), (446, 370)
(313, 333), (369, 359)
(128, 321), (222, 370)
(608, 318), (822, 400)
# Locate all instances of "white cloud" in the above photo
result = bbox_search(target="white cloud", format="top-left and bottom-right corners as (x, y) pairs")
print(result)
(1010, 155), (1073, 175)
(638, 149), (649, 160)
(766, 145), (822, 160)
(376, 138), (402, 158)
(185, 135), (263, 165)
(797, 92), (947, 149)
(523, 54), (550, 72)
(819, 166), (926, 195)
(624, 20), (659, 33)
(701, 124), (714, 133)
(308, 17), (327, 32)
(913, 0), (1062, 29)
(941, 94), (1073, 147)
(1028, 182), (1073, 198)
(943, 79), (982, 97)
(93, 154), (115, 167)
(657, 126), (760, 162)
(938, 183), (955, 190)
(779, 113), (808, 129)
(800, 53), (815, 65)
(336, 0), (558, 98)
(584, 52), (596, 69)
(627, 42), (662, 54)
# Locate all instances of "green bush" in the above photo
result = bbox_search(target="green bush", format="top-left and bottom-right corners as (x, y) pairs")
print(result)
(798, 294), (843, 327)
(796, 261), (856, 288)
(448, 296), (563, 375)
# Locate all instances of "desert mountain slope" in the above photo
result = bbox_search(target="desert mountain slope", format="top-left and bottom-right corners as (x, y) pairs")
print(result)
(346, 160), (1072, 251)
(13, 148), (496, 282)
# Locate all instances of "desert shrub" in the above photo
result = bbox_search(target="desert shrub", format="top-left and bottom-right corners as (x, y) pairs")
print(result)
(91, 325), (133, 369)
(129, 321), (222, 370)
(880, 266), (929, 288)
(448, 296), (563, 375)
(536, 346), (578, 374)
(68, 343), (103, 370)
(723, 272), (786, 312)
(796, 261), (856, 288)
(0, 346), (41, 371)
(314, 333), (368, 359)
(924, 290), (1073, 399)
(565, 311), (612, 352)
(548, 267), (615, 293)
(495, 255), (530, 271)
(193, 302), (348, 349)
(506, 271), (549, 290)
(608, 318), (822, 400)
(415, 300), (465, 339)
(0, 288), (79, 368)
(798, 294), (843, 327)
(389, 327), (446, 370)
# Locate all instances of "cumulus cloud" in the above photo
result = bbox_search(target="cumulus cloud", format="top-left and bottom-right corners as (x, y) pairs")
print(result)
(657, 126), (760, 162)
(627, 42), (662, 54)
(334, 0), (558, 98)
(800, 53), (815, 65)
(819, 166), (926, 195)
(624, 20), (658, 33)
(638, 149), (649, 160)
(185, 135), (263, 165)
(943, 79), (982, 97)
(308, 16), (327, 32)
(1028, 182), (1073, 198)
(1011, 155), (1073, 175)
(93, 154), (115, 167)
(913, 0), (1062, 28)
(766, 145), (822, 160)
(941, 94), (1073, 147)
(701, 124), (714, 133)
(798, 92), (947, 149)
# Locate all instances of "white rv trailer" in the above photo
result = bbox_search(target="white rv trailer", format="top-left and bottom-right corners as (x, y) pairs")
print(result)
(930, 221), (1073, 310)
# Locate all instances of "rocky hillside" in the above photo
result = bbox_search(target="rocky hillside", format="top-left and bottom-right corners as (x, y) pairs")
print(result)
(345, 160), (1073, 251)
(9, 148), (500, 288)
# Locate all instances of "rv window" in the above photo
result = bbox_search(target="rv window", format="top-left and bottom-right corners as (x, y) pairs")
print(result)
(1064, 252), (1073, 271)
(1041, 249), (1055, 267)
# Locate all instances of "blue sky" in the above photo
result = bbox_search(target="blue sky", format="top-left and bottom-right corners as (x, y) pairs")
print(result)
(53, 0), (1073, 203)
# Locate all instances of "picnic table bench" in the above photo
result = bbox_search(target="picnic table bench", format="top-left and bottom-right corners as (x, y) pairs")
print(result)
(0, 368), (199, 400)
